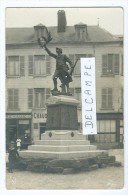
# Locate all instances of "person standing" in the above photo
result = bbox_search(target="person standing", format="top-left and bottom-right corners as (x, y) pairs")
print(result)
(8, 141), (20, 173)
(16, 138), (22, 151)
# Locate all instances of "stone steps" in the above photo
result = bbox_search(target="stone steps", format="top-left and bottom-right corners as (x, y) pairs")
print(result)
(19, 150), (108, 160)
(19, 131), (107, 160)
(35, 139), (90, 145)
(28, 144), (97, 152)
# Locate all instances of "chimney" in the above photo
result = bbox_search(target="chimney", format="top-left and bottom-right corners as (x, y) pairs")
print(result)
(57, 10), (67, 33)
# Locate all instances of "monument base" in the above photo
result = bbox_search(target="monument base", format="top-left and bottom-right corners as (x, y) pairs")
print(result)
(18, 131), (121, 173)
(19, 130), (108, 160)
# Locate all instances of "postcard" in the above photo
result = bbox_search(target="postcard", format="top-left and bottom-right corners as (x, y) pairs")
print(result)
(0, 1), (128, 195)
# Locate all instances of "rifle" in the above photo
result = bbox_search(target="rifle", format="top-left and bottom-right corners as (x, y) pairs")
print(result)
(70, 58), (79, 76)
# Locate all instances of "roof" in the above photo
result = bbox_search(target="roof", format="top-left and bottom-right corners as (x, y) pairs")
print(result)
(6, 25), (122, 44)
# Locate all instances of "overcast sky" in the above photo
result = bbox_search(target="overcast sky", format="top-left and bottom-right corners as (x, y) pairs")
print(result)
(6, 7), (123, 35)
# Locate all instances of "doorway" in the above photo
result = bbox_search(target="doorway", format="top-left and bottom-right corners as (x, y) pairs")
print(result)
(40, 123), (46, 139)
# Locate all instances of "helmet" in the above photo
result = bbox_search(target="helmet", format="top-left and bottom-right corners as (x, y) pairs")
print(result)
(56, 47), (62, 53)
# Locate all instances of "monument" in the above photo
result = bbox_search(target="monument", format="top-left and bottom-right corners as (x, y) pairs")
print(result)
(19, 25), (120, 173)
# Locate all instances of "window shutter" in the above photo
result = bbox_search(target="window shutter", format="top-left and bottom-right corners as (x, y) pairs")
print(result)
(102, 88), (107, 108)
(8, 89), (13, 109)
(20, 56), (25, 76)
(28, 89), (33, 108)
(114, 54), (119, 74)
(108, 88), (112, 108)
(14, 89), (19, 109)
(46, 55), (51, 75)
(102, 54), (107, 75)
(28, 55), (34, 75)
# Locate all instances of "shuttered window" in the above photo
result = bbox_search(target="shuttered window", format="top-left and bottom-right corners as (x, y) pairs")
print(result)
(34, 89), (45, 108)
(102, 54), (119, 75)
(6, 56), (25, 76)
(28, 55), (51, 76)
(8, 89), (19, 110)
(28, 88), (51, 108)
(74, 54), (92, 75)
(101, 88), (113, 109)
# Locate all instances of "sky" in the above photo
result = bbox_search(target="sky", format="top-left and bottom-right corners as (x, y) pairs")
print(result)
(6, 7), (123, 35)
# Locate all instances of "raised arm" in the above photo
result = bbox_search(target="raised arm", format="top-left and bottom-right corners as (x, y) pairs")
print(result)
(44, 45), (57, 59)
(38, 38), (57, 59)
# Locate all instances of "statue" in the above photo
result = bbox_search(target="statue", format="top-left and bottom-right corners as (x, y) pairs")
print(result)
(37, 28), (78, 95)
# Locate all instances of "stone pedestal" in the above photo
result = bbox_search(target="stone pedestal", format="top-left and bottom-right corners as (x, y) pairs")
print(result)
(19, 95), (108, 160)
(46, 96), (79, 130)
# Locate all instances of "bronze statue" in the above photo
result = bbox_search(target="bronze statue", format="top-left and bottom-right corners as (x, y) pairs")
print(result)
(37, 29), (78, 95)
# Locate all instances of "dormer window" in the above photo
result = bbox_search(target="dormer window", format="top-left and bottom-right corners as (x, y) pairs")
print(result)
(34, 24), (47, 40)
(74, 23), (88, 41)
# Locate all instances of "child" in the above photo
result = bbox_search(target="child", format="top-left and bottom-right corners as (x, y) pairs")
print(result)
(8, 141), (20, 173)
(16, 138), (22, 151)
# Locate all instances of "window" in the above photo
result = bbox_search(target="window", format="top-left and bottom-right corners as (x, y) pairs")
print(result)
(8, 89), (19, 110)
(101, 88), (113, 109)
(34, 89), (45, 108)
(28, 88), (51, 109)
(75, 26), (87, 41)
(69, 54), (93, 75)
(6, 56), (25, 76)
(28, 55), (51, 76)
(94, 120), (116, 143)
(102, 54), (119, 75)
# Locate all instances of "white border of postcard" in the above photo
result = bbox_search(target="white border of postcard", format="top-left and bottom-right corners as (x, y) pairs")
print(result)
(0, 0), (128, 195)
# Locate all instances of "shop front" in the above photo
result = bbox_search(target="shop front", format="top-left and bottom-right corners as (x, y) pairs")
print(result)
(6, 113), (32, 149)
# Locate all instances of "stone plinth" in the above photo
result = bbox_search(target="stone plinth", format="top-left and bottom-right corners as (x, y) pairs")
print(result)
(19, 130), (108, 160)
(46, 96), (79, 130)
(18, 95), (120, 173)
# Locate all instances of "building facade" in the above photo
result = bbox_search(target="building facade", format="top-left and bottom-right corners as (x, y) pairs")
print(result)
(6, 10), (123, 149)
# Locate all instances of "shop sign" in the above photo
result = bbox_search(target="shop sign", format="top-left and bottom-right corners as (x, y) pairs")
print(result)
(33, 113), (47, 119)
(6, 114), (31, 119)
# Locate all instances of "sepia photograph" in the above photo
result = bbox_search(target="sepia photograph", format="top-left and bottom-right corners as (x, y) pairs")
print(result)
(2, 5), (126, 192)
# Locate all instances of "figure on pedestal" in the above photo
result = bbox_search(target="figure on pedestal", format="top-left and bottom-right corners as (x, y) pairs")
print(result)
(37, 27), (79, 96)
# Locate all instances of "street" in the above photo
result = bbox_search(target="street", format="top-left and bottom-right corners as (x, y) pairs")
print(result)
(6, 149), (124, 190)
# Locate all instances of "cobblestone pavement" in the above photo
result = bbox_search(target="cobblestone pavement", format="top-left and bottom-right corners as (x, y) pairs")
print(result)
(6, 149), (124, 190)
